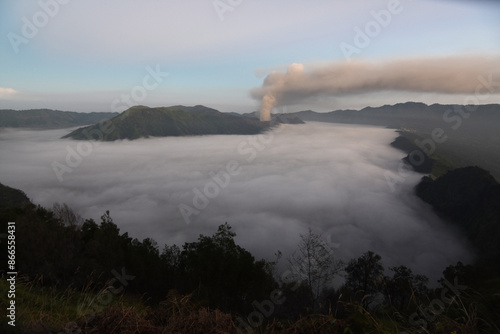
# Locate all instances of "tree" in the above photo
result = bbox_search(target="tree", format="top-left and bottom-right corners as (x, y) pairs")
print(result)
(79, 211), (128, 284)
(439, 261), (475, 287)
(383, 265), (428, 310)
(178, 223), (277, 312)
(161, 244), (181, 268)
(288, 228), (343, 309)
(17, 204), (81, 286)
(344, 251), (384, 308)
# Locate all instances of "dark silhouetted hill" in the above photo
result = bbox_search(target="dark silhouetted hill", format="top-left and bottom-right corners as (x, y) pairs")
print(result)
(390, 135), (436, 174)
(416, 166), (500, 270)
(0, 183), (30, 208)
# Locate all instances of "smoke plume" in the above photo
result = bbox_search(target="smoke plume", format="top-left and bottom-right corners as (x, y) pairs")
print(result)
(258, 63), (304, 121)
(259, 94), (275, 121)
(252, 55), (500, 112)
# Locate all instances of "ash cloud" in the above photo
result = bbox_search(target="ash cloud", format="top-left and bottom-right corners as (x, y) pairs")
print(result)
(251, 56), (500, 114)
(0, 124), (473, 282)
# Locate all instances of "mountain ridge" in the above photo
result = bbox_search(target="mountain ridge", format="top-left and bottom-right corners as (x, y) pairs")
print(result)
(0, 109), (118, 129)
(63, 105), (271, 140)
(276, 102), (500, 128)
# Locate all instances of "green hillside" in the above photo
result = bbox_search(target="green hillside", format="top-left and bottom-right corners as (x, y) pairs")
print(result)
(63, 105), (270, 140)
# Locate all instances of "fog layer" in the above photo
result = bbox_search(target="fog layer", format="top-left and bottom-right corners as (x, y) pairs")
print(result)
(0, 123), (472, 282)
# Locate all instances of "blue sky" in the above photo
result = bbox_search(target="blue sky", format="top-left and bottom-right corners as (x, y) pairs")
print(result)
(1, 0), (499, 113)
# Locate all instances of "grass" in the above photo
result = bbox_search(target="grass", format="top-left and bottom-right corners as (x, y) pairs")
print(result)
(2, 274), (497, 334)
(395, 129), (466, 178)
(0, 274), (146, 333)
(428, 152), (459, 178)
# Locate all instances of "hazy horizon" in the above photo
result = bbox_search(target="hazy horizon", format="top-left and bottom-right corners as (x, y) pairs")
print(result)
(3, 100), (500, 116)
(2, 1), (500, 113)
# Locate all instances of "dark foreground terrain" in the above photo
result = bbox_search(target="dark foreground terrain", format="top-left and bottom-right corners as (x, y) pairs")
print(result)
(1, 163), (499, 333)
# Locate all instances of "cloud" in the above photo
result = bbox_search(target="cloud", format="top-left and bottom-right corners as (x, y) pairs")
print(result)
(31, 0), (349, 62)
(0, 124), (473, 283)
(251, 56), (500, 113)
(0, 87), (18, 99)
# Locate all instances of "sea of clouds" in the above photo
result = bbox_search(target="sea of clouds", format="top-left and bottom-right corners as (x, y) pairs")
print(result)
(0, 122), (472, 282)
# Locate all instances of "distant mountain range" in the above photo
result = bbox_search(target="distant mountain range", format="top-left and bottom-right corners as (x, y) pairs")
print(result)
(5, 102), (498, 134)
(63, 105), (270, 140)
(0, 109), (118, 129)
(259, 102), (500, 129)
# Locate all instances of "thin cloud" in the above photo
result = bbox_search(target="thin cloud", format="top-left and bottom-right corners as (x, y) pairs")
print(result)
(0, 87), (18, 99)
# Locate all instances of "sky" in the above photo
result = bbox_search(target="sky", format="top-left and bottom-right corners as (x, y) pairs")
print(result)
(1, 0), (500, 113)
(0, 123), (473, 282)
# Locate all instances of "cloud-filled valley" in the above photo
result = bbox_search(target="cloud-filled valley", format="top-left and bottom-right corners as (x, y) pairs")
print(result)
(0, 123), (472, 282)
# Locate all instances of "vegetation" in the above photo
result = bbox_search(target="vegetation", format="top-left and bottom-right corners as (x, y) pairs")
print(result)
(416, 166), (500, 273)
(344, 251), (384, 309)
(63, 105), (270, 140)
(287, 228), (343, 310)
(1, 177), (499, 333)
(0, 183), (30, 209)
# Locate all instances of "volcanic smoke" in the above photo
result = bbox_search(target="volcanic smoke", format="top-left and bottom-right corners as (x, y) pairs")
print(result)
(259, 94), (275, 122)
(252, 56), (500, 115)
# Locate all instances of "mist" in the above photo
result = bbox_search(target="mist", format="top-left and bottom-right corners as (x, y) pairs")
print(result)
(0, 123), (472, 282)
(252, 56), (500, 120)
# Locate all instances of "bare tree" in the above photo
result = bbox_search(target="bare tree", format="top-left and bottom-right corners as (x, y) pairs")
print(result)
(288, 228), (343, 305)
(52, 202), (83, 229)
